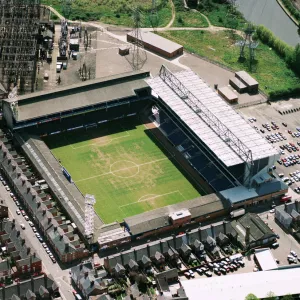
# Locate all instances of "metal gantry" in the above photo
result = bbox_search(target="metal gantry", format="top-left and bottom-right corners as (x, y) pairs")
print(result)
(159, 65), (254, 186)
(0, 0), (40, 94)
(84, 194), (96, 237)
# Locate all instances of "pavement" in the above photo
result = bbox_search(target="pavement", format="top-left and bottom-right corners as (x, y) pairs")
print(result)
(0, 182), (74, 300)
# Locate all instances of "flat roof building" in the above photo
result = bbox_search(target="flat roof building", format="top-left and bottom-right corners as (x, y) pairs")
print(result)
(181, 265), (300, 300)
(127, 31), (183, 58)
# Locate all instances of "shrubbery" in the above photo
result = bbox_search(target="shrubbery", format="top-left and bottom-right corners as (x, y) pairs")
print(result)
(281, 0), (300, 22)
(255, 25), (300, 99)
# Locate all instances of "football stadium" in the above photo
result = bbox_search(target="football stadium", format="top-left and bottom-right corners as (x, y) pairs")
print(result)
(2, 66), (287, 247)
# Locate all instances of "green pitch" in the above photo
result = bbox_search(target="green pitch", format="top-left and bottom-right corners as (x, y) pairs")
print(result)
(43, 118), (202, 223)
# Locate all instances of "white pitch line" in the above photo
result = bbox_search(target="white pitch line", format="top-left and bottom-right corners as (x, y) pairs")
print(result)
(119, 190), (183, 208)
(76, 157), (169, 182)
(71, 131), (130, 149)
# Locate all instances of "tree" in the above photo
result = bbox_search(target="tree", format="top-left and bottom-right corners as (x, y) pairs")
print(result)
(245, 294), (259, 300)
(265, 291), (276, 300)
(282, 295), (293, 300)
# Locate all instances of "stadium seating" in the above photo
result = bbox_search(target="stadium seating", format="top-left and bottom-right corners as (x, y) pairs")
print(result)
(168, 129), (187, 146)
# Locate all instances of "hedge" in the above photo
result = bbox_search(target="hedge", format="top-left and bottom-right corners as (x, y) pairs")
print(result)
(281, 0), (300, 23)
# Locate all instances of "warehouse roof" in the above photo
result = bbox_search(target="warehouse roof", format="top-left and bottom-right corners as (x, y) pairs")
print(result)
(181, 265), (300, 300)
(147, 68), (278, 167)
(5, 70), (150, 122)
(127, 30), (183, 54)
(124, 194), (226, 235)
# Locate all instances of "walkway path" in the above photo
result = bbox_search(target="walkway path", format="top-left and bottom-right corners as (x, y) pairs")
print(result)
(165, 0), (176, 28)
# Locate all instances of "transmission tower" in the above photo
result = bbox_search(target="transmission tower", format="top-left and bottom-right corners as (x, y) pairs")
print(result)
(236, 23), (259, 70)
(84, 194), (96, 237)
(149, 0), (159, 32)
(130, 8), (147, 70)
(0, 0), (40, 94)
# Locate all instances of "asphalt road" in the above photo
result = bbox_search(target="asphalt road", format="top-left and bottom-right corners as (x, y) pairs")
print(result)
(0, 182), (75, 300)
(236, 0), (300, 47)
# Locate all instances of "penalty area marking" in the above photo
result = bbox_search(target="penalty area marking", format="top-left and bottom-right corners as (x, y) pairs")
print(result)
(69, 131), (130, 150)
(119, 190), (185, 209)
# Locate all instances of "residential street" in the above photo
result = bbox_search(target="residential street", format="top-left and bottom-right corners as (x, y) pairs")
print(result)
(0, 182), (75, 300)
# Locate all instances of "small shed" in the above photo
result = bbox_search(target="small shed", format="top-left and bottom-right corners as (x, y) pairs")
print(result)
(119, 46), (129, 56)
(218, 86), (238, 103)
(235, 71), (259, 94)
(127, 30), (183, 58)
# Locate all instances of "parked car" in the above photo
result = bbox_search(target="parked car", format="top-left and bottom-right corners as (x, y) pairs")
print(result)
(20, 224), (25, 230)
(220, 268), (227, 275)
(196, 268), (203, 275)
(291, 250), (297, 257)
(204, 271), (212, 277)
(272, 242), (279, 249)
(16, 209), (20, 215)
(188, 270), (195, 278)
(184, 272), (190, 278)
(213, 268), (221, 275)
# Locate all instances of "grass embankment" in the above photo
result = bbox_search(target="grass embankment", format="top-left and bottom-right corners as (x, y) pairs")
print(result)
(44, 118), (201, 223)
(42, 0), (172, 27)
(198, 0), (247, 29)
(159, 30), (300, 96)
(173, 0), (209, 28)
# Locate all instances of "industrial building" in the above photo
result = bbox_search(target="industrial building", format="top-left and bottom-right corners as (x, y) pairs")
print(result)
(127, 31), (183, 58)
(181, 265), (300, 300)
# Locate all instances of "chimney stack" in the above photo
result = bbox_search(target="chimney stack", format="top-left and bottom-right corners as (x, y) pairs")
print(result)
(245, 226), (250, 245)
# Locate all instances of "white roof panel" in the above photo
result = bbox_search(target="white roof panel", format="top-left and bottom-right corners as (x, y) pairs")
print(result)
(181, 266), (300, 300)
(147, 70), (278, 167)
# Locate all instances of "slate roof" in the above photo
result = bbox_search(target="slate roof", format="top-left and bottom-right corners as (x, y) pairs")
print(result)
(1, 275), (57, 300)
(0, 140), (86, 259)
(232, 213), (275, 241)
(71, 262), (107, 297)
(124, 194), (226, 235)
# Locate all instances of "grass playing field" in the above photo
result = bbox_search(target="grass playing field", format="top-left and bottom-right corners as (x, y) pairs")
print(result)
(43, 118), (202, 223)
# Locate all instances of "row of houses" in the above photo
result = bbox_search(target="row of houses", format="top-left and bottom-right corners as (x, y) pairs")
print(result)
(0, 220), (42, 279)
(0, 131), (89, 263)
(104, 213), (277, 277)
(0, 273), (61, 300)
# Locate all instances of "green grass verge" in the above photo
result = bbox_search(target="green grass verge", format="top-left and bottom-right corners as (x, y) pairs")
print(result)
(43, 118), (202, 223)
(159, 30), (300, 96)
(197, 1), (247, 30)
(43, 0), (172, 27)
(174, 10), (209, 27)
